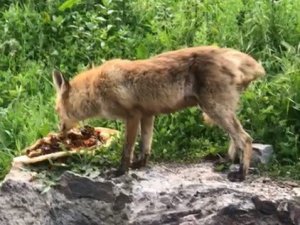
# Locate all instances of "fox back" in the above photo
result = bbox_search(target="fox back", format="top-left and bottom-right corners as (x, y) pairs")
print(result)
(53, 46), (265, 128)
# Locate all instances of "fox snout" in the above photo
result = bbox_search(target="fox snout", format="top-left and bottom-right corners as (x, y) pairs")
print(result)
(58, 120), (78, 133)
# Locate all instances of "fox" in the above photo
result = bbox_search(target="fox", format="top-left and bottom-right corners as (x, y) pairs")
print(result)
(52, 46), (265, 181)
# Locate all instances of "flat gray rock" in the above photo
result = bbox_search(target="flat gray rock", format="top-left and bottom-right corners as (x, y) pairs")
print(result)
(252, 143), (274, 165)
(0, 163), (299, 225)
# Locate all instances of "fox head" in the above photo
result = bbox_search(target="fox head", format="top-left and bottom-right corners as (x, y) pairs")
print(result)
(52, 70), (78, 133)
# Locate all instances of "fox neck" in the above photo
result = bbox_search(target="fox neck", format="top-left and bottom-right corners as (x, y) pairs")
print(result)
(66, 86), (101, 121)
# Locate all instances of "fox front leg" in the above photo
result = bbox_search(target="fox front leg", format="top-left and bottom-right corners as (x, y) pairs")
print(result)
(115, 116), (140, 176)
(131, 115), (154, 169)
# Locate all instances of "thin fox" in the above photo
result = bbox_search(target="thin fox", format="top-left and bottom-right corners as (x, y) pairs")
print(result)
(52, 46), (265, 181)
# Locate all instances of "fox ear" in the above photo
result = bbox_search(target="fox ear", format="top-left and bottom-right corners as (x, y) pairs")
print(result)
(52, 70), (69, 93)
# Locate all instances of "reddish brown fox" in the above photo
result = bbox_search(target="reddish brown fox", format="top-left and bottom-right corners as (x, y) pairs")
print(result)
(52, 46), (265, 181)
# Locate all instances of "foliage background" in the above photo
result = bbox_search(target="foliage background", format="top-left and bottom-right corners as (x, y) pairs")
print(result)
(0, 0), (299, 179)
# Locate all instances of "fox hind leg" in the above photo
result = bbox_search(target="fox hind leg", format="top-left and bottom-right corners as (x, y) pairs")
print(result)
(199, 101), (252, 182)
(202, 113), (239, 162)
(228, 137), (239, 163)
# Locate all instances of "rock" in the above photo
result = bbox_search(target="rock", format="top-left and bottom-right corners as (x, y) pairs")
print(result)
(0, 162), (299, 225)
(55, 172), (115, 202)
(179, 215), (198, 225)
(293, 188), (300, 197)
(0, 171), (131, 225)
(252, 143), (274, 165)
(283, 181), (299, 188)
(251, 196), (277, 215)
(288, 202), (300, 225)
(229, 164), (240, 172)
(228, 143), (274, 174)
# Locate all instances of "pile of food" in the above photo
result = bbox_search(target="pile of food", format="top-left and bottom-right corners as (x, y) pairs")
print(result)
(13, 126), (119, 165)
(26, 126), (109, 158)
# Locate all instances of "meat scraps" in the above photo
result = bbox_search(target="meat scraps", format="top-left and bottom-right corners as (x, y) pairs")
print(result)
(25, 126), (105, 158)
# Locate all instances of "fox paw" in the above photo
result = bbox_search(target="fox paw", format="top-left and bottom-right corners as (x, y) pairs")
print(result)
(114, 168), (128, 177)
(130, 159), (146, 169)
(227, 171), (245, 182)
(130, 154), (149, 169)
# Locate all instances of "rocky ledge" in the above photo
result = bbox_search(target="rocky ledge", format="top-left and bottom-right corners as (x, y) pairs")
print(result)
(0, 162), (300, 225)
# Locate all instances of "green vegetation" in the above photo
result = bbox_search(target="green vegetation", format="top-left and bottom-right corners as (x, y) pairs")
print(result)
(0, 0), (299, 180)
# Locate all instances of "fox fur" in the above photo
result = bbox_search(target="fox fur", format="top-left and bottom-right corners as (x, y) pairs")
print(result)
(53, 46), (265, 181)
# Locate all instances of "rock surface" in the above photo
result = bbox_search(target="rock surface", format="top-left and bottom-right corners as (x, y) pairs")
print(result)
(0, 162), (300, 225)
(252, 143), (274, 165)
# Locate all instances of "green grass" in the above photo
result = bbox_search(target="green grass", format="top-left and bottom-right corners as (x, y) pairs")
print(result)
(0, 0), (299, 180)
